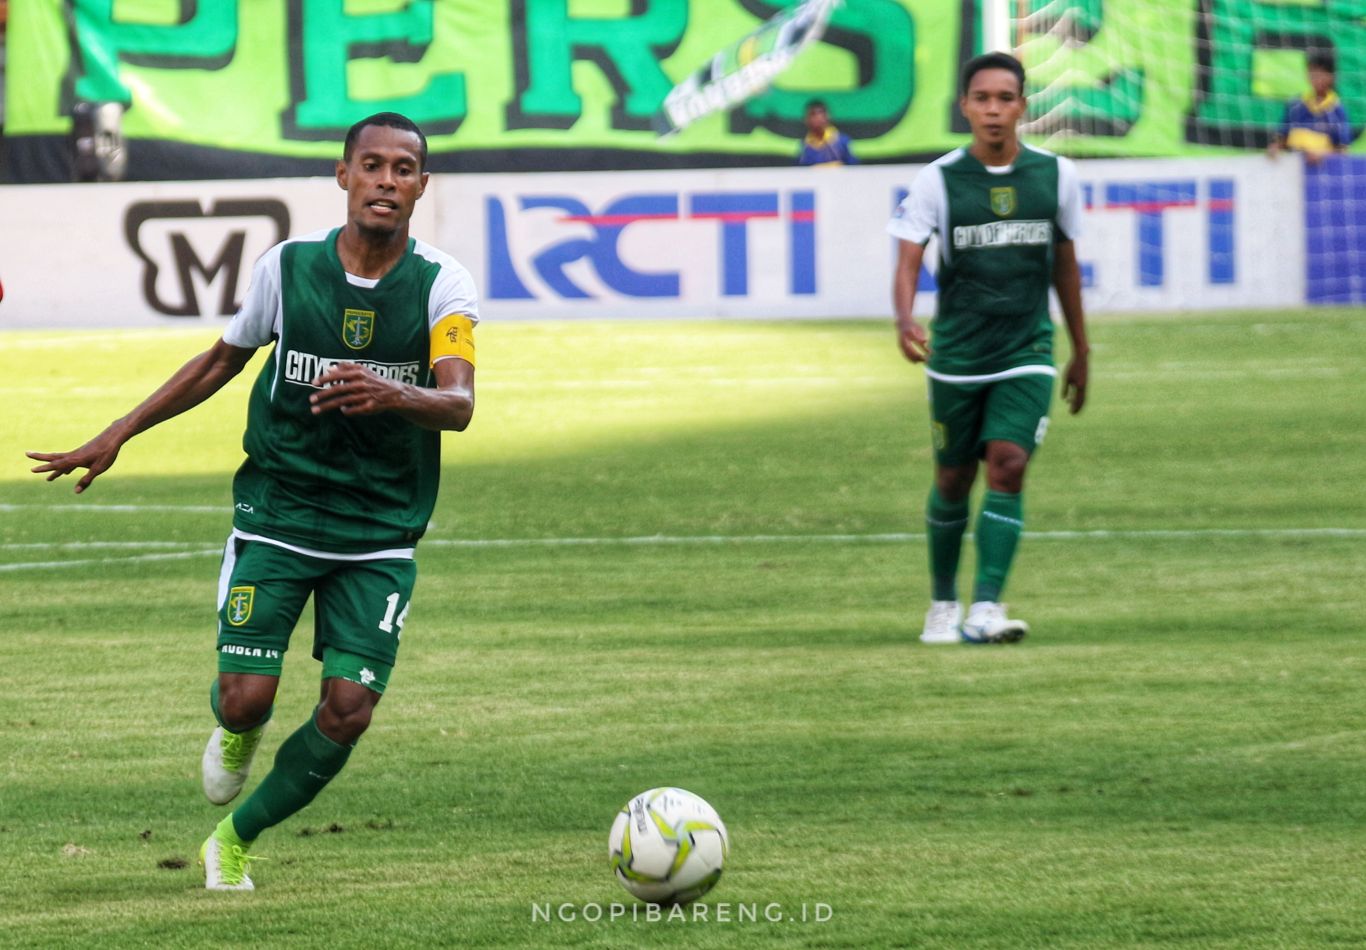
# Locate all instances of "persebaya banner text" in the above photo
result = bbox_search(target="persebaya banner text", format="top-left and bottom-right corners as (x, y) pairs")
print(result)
(4, 0), (1362, 183)
(6, 0), (947, 179)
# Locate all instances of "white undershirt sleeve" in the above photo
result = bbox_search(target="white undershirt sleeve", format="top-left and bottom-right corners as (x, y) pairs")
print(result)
(1056, 157), (1084, 242)
(222, 244), (284, 348)
(426, 263), (481, 332)
(886, 165), (945, 245)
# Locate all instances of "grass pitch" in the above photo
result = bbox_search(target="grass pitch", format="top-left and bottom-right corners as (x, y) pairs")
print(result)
(1, 310), (1364, 948)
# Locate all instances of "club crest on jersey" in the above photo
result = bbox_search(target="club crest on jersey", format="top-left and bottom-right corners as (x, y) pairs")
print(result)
(226, 586), (255, 626)
(990, 187), (1016, 217)
(932, 422), (947, 452)
(342, 309), (376, 350)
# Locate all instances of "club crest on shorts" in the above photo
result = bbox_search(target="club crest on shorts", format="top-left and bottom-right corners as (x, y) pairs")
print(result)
(342, 309), (376, 350)
(226, 586), (255, 626)
(990, 187), (1016, 217)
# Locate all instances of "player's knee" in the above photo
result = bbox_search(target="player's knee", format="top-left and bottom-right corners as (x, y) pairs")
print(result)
(986, 448), (1029, 492)
(316, 695), (374, 745)
(217, 686), (273, 732)
(935, 466), (976, 502)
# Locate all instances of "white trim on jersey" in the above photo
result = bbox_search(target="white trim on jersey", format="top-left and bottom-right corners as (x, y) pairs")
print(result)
(1055, 156), (1084, 241)
(222, 229), (481, 354)
(217, 535), (239, 613)
(414, 238), (481, 330)
(926, 364), (1058, 384)
(1021, 143), (1084, 241)
(231, 528), (416, 562)
(888, 146), (1084, 264)
(887, 149), (965, 267)
(223, 229), (331, 350)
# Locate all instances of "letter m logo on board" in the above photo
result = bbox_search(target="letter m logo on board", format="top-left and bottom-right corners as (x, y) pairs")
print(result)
(124, 199), (290, 318)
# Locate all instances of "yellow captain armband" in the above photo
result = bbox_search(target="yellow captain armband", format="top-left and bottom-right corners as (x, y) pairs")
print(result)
(430, 314), (476, 368)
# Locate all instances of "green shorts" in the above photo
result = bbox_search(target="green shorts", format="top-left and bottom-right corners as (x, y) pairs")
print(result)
(927, 372), (1054, 467)
(215, 537), (416, 693)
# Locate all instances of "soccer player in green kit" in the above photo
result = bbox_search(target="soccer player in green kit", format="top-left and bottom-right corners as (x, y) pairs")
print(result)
(28, 113), (478, 888)
(888, 53), (1089, 644)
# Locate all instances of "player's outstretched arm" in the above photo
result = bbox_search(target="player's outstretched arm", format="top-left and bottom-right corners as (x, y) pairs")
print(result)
(893, 239), (930, 363)
(1053, 240), (1089, 414)
(310, 357), (474, 431)
(27, 339), (258, 493)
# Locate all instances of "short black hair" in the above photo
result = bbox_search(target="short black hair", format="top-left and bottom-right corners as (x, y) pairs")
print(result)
(960, 52), (1026, 96)
(1307, 51), (1336, 74)
(343, 112), (428, 171)
(805, 99), (828, 114)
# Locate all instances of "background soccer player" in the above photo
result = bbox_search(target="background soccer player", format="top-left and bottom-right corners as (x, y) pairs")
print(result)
(28, 113), (478, 889)
(887, 52), (1088, 645)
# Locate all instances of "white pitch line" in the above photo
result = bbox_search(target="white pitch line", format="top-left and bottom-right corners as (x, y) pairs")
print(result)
(0, 503), (225, 514)
(1018, 527), (1366, 540)
(427, 532), (925, 548)
(1, 527), (1361, 573)
(2, 541), (211, 550)
(422, 527), (1366, 547)
(0, 549), (221, 573)
(5, 500), (1364, 541)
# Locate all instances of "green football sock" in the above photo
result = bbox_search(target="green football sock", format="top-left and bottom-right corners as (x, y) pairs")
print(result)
(973, 490), (1024, 603)
(209, 679), (272, 733)
(229, 709), (353, 843)
(213, 813), (249, 849)
(926, 486), (970, 601)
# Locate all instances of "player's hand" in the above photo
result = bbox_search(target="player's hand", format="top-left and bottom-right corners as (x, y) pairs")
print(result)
(27, 432), (126, 494)
(1063, 350), (1088, 414)
(310, 362), (404, 416)
(897, 320), (930, 363)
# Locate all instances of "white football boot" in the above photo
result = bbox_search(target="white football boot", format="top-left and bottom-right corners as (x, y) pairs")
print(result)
(921, 601), (964, 644)
(202, 723), (267, 805)
(200, 832), (257, 891)
(960, 601), (1029, 644)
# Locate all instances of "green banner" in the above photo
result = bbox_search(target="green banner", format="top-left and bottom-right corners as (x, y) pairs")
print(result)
(1017, 0), (1366, 156)
(6, 0), (953, 178)
(4, 0), (1362, 182)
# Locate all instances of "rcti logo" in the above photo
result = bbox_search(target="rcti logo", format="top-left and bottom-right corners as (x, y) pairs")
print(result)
(1097, 179), (1236, 287)
(486, 191), (816, 300)
(124, 199), (290, 317)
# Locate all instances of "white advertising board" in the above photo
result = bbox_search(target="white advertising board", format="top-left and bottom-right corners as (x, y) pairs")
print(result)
(0, 177), (434, 329)
(0, 156), (1302, 329)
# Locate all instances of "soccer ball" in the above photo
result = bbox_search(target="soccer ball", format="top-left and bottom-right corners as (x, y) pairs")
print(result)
(608, 787), (729, 905)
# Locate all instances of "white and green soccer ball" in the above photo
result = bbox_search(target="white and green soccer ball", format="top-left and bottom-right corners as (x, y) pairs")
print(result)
(608, 787), (729, 905)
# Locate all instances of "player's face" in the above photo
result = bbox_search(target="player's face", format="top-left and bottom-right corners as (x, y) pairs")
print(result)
(805, 106), (829, 134)
(1308, 66), (1334, 98)
(337, 125), (428, 235)
(960, 69), (1026, 147)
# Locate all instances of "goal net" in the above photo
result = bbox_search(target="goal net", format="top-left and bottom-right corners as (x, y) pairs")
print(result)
(1000, 0), (1365, 304)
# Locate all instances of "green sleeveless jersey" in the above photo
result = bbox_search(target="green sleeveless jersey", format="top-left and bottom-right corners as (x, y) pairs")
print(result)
(889, 145), (1082, 379)
(222, 228), (479, 555)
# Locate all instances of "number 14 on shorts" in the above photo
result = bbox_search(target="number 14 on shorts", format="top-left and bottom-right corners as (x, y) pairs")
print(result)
(378, 592), (409, 637)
